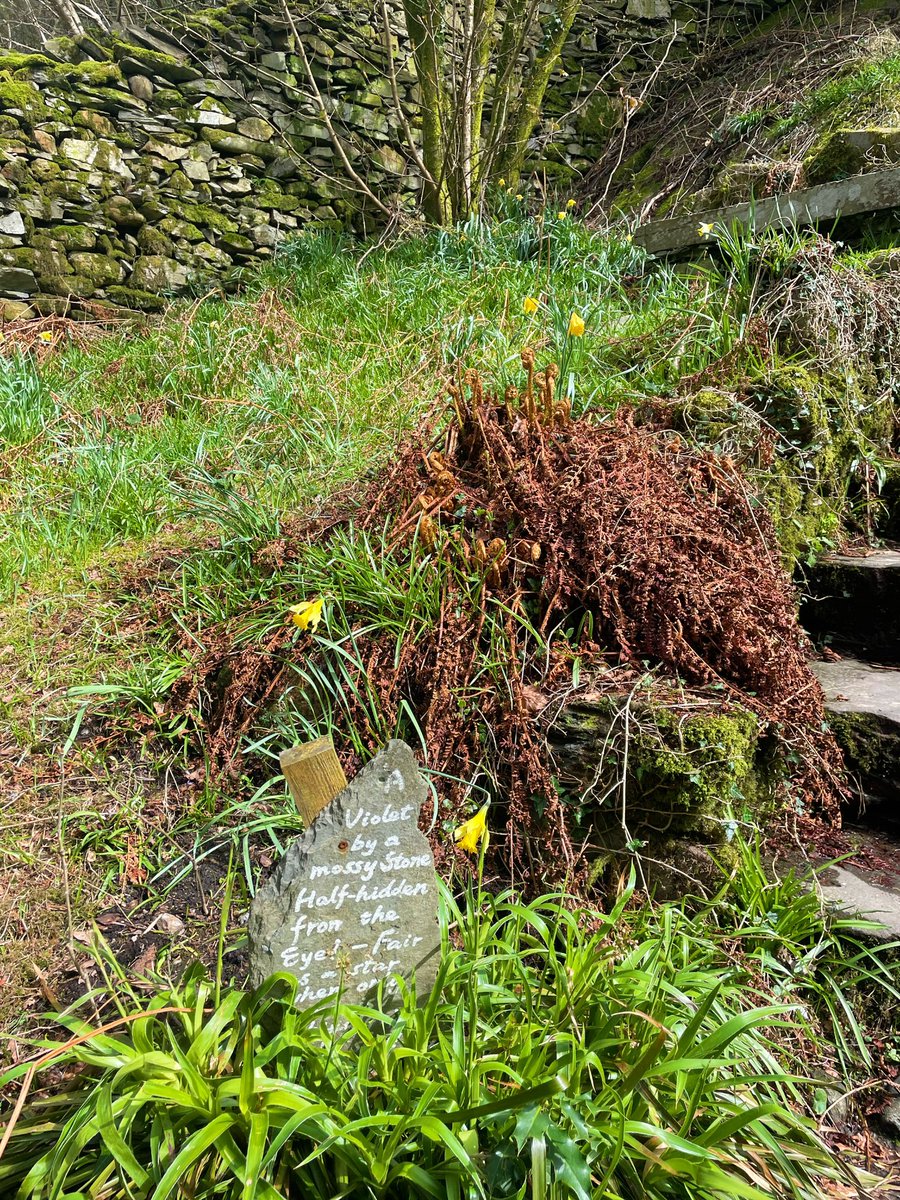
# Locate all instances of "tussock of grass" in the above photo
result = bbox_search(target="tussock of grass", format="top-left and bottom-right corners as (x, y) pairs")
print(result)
(0, 877), (873, 1199)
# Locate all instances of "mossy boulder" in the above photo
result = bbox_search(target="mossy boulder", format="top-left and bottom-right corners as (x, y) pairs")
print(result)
(48, 224), (97, 251)
(549, 690), (780, 847)
(804, 127), (900, 185)
(101, 196), (145, 230)
(0, 78), (50, 124)
(68, 252), (125, 287)
(128, 254), (190, 291)
(106, 284), (165, 310)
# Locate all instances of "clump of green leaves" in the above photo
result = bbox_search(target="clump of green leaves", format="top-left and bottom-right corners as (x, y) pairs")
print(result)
(1, 882), (855, 1199)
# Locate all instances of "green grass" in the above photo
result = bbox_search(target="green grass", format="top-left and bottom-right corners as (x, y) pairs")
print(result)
(0, 221), (749, 606)
(0, 215), (899, 1200)
(772, 48), (900, 138)
(0, 877), (869, 1200)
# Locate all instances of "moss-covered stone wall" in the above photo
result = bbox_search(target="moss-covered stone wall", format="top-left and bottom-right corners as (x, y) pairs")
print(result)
(0, 0), (778, 315)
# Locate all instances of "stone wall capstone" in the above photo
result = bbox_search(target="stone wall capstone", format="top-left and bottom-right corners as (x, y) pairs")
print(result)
(0, 0), (777, 315)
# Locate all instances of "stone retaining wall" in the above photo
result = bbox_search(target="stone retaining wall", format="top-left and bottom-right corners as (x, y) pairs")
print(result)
(0, 0), (777, 316)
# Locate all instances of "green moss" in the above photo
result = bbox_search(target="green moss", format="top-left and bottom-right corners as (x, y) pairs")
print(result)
(0, 78), (50, 123)
(48, 60), (123, 86)
(828, 710), (900, 782)
(674, 359), (896, 568)
(803, 130), (864, 184)
(773, 51), (900, 140)
(184, 9), (237, 37)
(106, 285), (165, 311)
(47, 225), (96, 251)
(172, 203), (237, 234)
(555, 694), (780, 844)
(0, 52), (51, 72)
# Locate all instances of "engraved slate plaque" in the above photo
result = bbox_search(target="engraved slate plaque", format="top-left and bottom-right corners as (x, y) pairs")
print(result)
(248, 740), (441, 1006)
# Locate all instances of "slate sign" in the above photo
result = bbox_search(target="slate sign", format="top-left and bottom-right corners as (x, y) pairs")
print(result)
(248, 740), (441, 1006)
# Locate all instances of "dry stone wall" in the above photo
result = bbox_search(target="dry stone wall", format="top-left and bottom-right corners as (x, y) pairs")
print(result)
(0, 0), (776, 315)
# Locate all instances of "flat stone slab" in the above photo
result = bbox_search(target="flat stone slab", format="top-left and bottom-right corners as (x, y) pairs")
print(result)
(249, 740), (441, 1006)
(634, 167), (900, 255)
(818, 861), (900, 943)
(812, 658), (900, 727)
(825, 551), (900, 572)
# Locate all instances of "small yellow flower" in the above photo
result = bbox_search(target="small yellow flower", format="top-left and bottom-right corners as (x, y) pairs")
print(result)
(287, 597), (324, 632)
(454, 804), (489, 854)
(625, 233), (633, 243)
(38, 330), (54, 343)
(523, 295), (539, 315)
(498, 178), (506, 188)
(567, 311), (585, 337)
(698, 221), (714, 239)
(557, 211), (567, 220)
(516, 193), (523, 201)
(567, 198), (576, 208)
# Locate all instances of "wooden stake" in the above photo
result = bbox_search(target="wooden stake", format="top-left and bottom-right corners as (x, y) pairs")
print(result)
(279, 736), (348, 827)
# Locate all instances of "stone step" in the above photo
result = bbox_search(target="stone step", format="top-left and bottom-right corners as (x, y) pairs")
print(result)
(801, 550), (900, 665)
(812, 657), (900, 826)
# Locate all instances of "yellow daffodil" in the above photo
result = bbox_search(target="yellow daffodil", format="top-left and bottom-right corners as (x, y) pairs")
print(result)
(498, 178), (506, 188)
(625, 233), (633, 243)
(567, 311), (585, 337)
(567, 198), (576, 208)
(38, 330), (54, 343)
(288, 597), (324, 632)
(516, 193), (523, 201)
(557, 211), (567, 220)
(454, 804), (489, 854)
(697, 221), (714, 239)
(523, 295), (539, 315)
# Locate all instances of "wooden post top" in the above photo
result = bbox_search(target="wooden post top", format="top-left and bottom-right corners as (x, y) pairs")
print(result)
(279, 735), (348, 827)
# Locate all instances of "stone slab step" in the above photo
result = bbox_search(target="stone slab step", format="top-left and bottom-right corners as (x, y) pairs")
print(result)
(812, 657), (900, 823)
(801, 550), (900, 665)
(817, 861), (900, 945)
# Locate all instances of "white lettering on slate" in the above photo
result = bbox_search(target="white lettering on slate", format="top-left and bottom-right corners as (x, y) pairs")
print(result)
(278, 797), (434, 1003)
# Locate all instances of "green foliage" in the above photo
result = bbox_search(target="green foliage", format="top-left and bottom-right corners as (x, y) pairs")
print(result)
(711, 833), (900, 1076)
(0, 883), (852, 1199)
(772, 50), (900, 138)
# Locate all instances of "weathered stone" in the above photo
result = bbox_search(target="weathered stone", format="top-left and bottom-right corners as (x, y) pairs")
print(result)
(248, 223), (278, 246)
(802, 551), (900, 664)
(626, 0), (671, 17)
(75, 109), (117, 137)
(191, 109), (237, 129)
(68, 251), (125, 286)
(237, 116), (274, 141)
(48, 224), (97, 251)
(142, 138), (188, 161)
(128, 254), (190, 290)
(635, 167), (900, 255)
(41, 272), (98, 298)
(102, 195), (145, 229)
(249, 740), (441, 1005)
(136, 224), (174, 255)
(260, 50), (287, 71)
(0, 211), (25, 237)
(33, 129), (57, 154)
(59, 137), (134, 180)
(128, 74), (154, 101)
(202, 129), (284, 161)
(0, 265), (38, 294)
(192, 239), (232, 266)
(374, 144), (406, 174)
(218, 231), (255, 253)
(0, 298), (35, 319)
(182, 78), (244, 100)
(182, 158), (211, 181)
